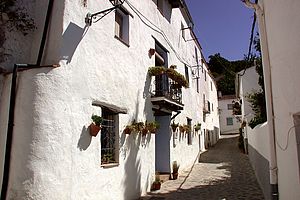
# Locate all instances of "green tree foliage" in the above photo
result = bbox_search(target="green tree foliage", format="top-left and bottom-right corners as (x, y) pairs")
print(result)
(246, 33), (267, 128)
(208, 53), (249, 95)
(246, 90), (267, 128)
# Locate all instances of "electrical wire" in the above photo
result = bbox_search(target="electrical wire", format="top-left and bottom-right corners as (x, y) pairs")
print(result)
(240, 0), (258, 76)
(276, 124), (300, 151)
(124, 0), (193, 68)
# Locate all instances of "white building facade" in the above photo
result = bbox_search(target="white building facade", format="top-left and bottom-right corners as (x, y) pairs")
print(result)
(0, 0), (219, 199)
(218, 95), (240, 134)
(243, 0), (300, 199)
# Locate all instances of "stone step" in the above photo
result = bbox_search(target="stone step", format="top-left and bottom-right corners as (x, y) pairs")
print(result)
(158, 173), (171, 183)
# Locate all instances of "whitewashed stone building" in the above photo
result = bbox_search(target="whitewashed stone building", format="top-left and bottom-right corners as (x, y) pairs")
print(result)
(0, 0), (219, 199)
(243, 0), (300, 199)
(218, 95), (240, 134)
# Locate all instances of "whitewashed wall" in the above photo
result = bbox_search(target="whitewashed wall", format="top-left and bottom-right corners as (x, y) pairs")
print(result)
(0, 0), (219, 199)
(257, 0), (300, 199)
(218, 97), (239, 134)
(238, 66), (260, 121)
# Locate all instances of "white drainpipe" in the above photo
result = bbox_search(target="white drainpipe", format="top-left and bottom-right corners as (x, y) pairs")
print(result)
(242, 1), (278, 199)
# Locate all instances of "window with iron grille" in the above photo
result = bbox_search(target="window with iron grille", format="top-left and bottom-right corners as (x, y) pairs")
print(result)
(101, 109), (118, 165)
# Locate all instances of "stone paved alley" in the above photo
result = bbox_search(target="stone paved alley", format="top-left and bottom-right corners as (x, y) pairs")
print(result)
(140, 135), (264, 200)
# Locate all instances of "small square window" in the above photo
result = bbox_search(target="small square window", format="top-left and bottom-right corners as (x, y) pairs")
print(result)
(226, 117), (233, 126)
(115, 9), (129, 46)
(227, 104), (233, 110)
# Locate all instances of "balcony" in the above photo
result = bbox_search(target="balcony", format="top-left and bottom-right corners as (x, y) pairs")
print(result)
(151, 74), (184, 115)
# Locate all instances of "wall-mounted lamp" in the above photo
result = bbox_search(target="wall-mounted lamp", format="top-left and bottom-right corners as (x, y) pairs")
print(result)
(85, 0), (124, 26)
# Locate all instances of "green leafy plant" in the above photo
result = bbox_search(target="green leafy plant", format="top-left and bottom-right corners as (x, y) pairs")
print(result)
(183, 125), (191, 133)
(246, 90), (267, 128)
(232, 100), (242, 115)
(165, 68), (189, 88)
(194, 123), (201, 131)
(124, 125), (135, 135)
(179, 125), (185, 133)
(148, 66), (166, 76)
(148, 66), (189, 88)
(91, 114), (103, 126)
(146, 121), (160, 133)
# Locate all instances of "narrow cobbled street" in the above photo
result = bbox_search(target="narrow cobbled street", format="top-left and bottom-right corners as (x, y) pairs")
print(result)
(140, 135), (264, 200)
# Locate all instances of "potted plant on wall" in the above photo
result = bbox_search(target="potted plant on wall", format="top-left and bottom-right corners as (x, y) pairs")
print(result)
(152, 172), (162, 190)
(147, 121), (160, 133)
(194, 123), (201, 132)
(124, 125), (135, 135)
(183, 125), (191, 133)
(172, 161), (180, 180)
(179, 125), (185, 133)
(90, 114), (103, 137)
(171, 121), (179, 132)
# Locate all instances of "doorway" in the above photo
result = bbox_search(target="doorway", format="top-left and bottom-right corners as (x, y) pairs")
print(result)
(155, 115), (171, 173)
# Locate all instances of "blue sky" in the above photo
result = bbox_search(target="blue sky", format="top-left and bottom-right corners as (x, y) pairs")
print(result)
(185, 0), (255, 61)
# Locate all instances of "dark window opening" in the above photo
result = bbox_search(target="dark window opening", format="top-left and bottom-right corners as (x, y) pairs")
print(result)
(101, 109), (118, 165)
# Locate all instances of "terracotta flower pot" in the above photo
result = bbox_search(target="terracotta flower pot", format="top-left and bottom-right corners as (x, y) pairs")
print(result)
(152, 182), (161, 190)
(172, 172), (178, 180)
(90, 123), (101, 137)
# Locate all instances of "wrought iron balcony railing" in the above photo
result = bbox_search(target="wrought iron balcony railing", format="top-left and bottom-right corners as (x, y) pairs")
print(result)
(152, 74), (183, 105)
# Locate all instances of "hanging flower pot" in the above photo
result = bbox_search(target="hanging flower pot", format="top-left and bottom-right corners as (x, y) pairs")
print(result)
(89, 123), (101, 137)
(89, 114), (102, 137)
(124, 125), (135, 135)
(171, 122), (179, 132)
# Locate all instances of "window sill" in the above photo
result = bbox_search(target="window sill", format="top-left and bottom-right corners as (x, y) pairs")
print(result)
(101, 163), (119, 168)
(114, 35), (130, 47)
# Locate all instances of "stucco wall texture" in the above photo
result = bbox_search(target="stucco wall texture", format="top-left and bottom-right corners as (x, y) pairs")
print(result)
(0, 0), (219, 199)
(260, 0), (300, 199)
(219, 98), (240, 134)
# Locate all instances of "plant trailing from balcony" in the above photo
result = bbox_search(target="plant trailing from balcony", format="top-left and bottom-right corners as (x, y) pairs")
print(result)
(90, 114), (103, 137)
(171, 121), (179, 132)
(148, 66), (189, 88)
(194, 123), (201, 132)
(165, 68), (189, 88)
(148, 66), (166, 76)
(232, 100), (242, 115)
